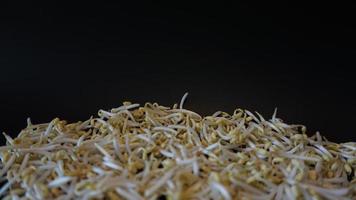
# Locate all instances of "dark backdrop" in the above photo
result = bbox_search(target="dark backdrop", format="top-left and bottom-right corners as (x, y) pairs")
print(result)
(0, 2), (355, 143)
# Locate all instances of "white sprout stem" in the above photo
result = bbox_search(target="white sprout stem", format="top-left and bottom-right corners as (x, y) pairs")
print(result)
(167, 124), (187, 130)
(0, 154), (16, 177)
(177, 145), (188, 159)
(111, 103), (140, 113)
(17, 144), (61, 153)
(278, 153), (321, 162)
(48, 176), (72, 188)
(76, 134), (86, 147)
(274, 184), (284, 200)
(153, 127), (178, 135)
(170, 109), (202, 120)
(193, 160), (199, 176)
(125, 134), (132, 155)
(0, 146), (13, 152)
(202, 124), (209, 142)
(19, 153), (30, 172)
(299, 184), (351, 200)
(202, 142), (219, 154)
(216, 130), (231, 141)
(0, 178), (15, 197)
(26, 117), (32, 127)
(116, 187), (144, 200)
(98, 109), (114, 118)
(287, 143), (303, 154)
(135, 134), (153, 144)
(212, 111), (222, 117)
(2, 132), (14, 146)
(113, 138), (121, 160)
(44, 120), (55, 136)
(245, 110), (260, 123)
(56, 160), (64, 176)
(120, 110), (137, 122)
(188, 127), (202, 146)
(95, 118), (114, 132)
(272, 108), (278, 122)
(255, 112), (266, 122)
(94, 143), (112, 158)
(314, 144), (333, 158)
(144, 167), (176, 197)
(230, 178), (266, 195)
(341, 144), (356, 151)
(210, 182), (231, 200)
(160, 150), (175, 158)
(92, 167), (107, 175)
(176, 157), (196, 165)
(103, 160), (123, 171)
(179, 92), (189, 109)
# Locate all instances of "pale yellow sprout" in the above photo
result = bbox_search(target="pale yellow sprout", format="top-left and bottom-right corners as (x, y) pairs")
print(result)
(0, 93), (355, 199)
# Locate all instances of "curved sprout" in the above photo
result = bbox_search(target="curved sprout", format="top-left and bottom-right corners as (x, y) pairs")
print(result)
(180, 92), (189, 109)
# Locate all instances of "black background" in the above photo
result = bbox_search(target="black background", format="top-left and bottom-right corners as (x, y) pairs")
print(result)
(0, 2), (355, 143)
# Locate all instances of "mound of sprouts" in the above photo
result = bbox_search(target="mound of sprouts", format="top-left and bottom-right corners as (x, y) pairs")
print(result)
(0, 93), (355, 199)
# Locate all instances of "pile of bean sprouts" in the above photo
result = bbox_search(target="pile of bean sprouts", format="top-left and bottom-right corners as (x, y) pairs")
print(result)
(1, 93), (355, 200)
